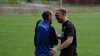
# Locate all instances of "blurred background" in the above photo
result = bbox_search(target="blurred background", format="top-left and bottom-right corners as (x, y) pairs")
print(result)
(0, 0), (100, 15)
(0, 0), (100, 56)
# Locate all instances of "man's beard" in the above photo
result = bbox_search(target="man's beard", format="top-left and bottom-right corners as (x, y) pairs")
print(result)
(56, 19), (62, 23)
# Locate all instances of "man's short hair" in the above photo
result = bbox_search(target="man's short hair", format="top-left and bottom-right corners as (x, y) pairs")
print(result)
(56, 8), (66, 16)
(42, 11), (52, 20)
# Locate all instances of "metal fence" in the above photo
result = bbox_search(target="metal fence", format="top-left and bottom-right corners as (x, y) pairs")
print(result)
(0, 0), (100, 15)
(0, 0), (60, 15)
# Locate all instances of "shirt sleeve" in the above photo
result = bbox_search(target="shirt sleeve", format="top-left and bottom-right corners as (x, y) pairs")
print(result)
(34, 20), (42, 47)
(36, 26), (49, 45)
(65, 23), (75, 37)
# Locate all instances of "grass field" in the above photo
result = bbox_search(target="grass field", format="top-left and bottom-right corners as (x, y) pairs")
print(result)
(0, 11), (100, 56)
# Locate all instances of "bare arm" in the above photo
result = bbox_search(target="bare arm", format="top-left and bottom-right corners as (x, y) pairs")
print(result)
(60, 36), (73, 50)
(50, 36), (73, 54)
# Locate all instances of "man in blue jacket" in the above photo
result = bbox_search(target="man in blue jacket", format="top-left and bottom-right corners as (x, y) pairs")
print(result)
(34, 11), (58, 56)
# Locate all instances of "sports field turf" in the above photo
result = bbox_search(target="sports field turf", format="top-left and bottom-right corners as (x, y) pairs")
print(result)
(0, 12), (100, 56)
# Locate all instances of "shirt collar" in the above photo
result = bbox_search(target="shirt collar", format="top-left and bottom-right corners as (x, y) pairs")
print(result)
(43, 20), (50, 25)
(62, 20), (69, 26)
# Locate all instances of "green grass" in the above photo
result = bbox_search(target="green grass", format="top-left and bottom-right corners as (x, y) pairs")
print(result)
(0, 12), (100, 56)
(70, 12), (100, 56)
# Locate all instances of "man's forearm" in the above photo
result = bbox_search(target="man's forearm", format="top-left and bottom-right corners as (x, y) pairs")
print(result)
(50, 36), (73, 54)
(59, 36), (73, 50)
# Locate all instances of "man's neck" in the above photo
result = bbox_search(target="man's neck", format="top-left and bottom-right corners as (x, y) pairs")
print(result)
(62, 17), (69, 24)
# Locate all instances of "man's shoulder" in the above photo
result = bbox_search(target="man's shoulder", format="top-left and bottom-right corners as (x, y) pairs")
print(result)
(37, 20), (42, 24)
(65, 20), (73, 25)
(64, 20), (74, 27)
(38, 22), (49, 31)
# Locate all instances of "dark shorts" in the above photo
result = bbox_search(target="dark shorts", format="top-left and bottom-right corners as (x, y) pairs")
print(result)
(60, 50), (77, 56)
(60, 53), (77, 56)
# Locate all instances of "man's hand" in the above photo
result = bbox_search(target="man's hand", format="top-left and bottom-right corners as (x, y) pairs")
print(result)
(50, 48), (58, 55)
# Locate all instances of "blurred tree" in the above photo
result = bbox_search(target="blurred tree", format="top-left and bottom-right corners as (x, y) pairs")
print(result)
(0, 0), (6, 4)
(95, 0), (100, 4)
(8, 0), (17, 5)
(43, 0), (48, 4)
(27, 0), (32, 3)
